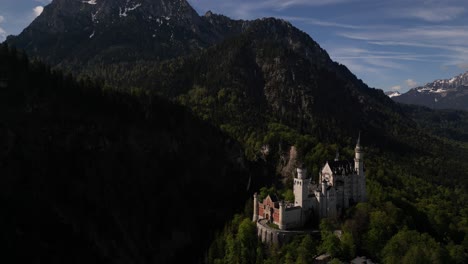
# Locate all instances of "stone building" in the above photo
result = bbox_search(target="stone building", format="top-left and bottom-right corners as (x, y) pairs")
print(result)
(253, 135), (367, 230)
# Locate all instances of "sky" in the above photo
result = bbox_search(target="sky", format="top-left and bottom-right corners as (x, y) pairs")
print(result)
(1, 0), (468, 92)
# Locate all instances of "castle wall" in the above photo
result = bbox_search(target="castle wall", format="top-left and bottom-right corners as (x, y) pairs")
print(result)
(273, 208), (280, 223)
(256, 219), (319, 244)
(326, 188), (337, 218)
(281, 207), (302, 229)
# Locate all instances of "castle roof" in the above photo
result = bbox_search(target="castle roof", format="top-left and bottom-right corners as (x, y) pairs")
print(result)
(328, 160), (355, 175)
(265, 194), (280, 203)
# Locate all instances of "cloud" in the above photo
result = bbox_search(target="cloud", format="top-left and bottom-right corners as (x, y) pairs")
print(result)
(405, 79), (418, 88)
(265, 0), (351, 9)
(390, 85), (402, 91)
(33, 6), (44, 17)
(0, 27), (6, 42)
(338, 25), (468, 70)
(457, 63), (468, 70)
(0, 16), (5, 42)
(279, 16), (367, 29)
(395, 6), (465, 22)
(189, 0), (352, 19)
(34, 0), (52, 4)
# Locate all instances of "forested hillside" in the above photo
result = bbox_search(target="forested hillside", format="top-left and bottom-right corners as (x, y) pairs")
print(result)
(0, 44), (271, 263)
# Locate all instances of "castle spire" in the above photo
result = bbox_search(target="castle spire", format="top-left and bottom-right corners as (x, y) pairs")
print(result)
(356, 131), (361, 148)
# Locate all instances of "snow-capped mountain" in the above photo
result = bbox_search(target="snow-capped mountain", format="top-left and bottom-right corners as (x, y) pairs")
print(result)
(394, 72), (468, 111)
(385, 91), (401, 98)
(5, 0), (245, 67)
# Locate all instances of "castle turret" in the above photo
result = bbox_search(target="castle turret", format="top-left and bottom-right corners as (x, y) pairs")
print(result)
(321, 181), (328, 217)
(279, 201), (286, 230)
(354, 133), (366, 202)
(321, 180), (327, 195)
(253, 193), (259, 222)
(355, 133), (364, 177)
(294, 168), (309, 208)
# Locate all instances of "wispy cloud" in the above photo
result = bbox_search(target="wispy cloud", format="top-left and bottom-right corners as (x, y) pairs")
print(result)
(263, 0), (352, 10)
(279, 16), (367, 29)
(338, 25), (468, 70)
(405, 79), (418, 88)
(390, 85), (402, 91)
(389, 78), (419, 92)
(392, 6), (465, 22)
(34, 0), (52, 4)
(0, 15), (5, 42)
(330, 47), (445, 76)
(457, 63), (468, 70)
(189, 0), (353, 19)
(33, 6), (44, 17)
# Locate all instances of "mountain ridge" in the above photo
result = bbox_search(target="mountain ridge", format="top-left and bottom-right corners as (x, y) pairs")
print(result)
(393, 71), (468, 110)
(6, 0), (246, 66)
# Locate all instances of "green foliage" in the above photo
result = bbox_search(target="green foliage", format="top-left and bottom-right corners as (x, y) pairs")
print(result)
(319, 219), (341, 257)
(328, 259), (342, 264)
(340, 232), (356, 260)
(258, 186), (277, 201)
(447, 242), (467, 264)
(207, 215), (259, 264)
(295, 235), (316, 264)
(282, 189), (295, 202)
(381, 229), (445, 264)
(267, 222), (280, 230)
(0, 43), (258, 264)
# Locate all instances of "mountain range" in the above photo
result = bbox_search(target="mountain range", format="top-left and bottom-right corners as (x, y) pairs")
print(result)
(7, 0), (399, 145)
(392, 71), (468, 111)
(2, 0), (468, 263)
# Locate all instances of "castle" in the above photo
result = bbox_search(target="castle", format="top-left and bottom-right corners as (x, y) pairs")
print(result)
(253, 136), (366, 230)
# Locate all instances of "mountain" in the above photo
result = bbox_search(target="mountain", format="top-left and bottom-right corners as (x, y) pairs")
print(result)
(385, 91), (401, 98)
(7, 0), (467, 184)
(3, 0), (468, 262)
(394, 71), (468, 110)
(100, 17), (409, 144)
(5, 0), (247, 68)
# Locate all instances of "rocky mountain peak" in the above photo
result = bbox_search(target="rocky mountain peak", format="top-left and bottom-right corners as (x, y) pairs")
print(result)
(394, 71), (468, 110)
(405, 71), (468, 95)
(7, 0), (216, 65)
(43, 0), (201, 26)
(385, 91), (401, 98)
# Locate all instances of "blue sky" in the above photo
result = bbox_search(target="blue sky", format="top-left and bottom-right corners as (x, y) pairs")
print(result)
(1, 0), (468, 92)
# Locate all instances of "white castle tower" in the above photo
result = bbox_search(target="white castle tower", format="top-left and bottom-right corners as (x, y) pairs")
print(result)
(294, 168), (309, 208)
(354, 133), (366, 202)
(253, 192), (259, 222)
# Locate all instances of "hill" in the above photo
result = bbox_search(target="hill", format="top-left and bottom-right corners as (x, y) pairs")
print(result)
(0, 44), (271, 263)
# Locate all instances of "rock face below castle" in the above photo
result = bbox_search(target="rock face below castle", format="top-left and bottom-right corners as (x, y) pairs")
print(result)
(253, 136), (366, 230)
